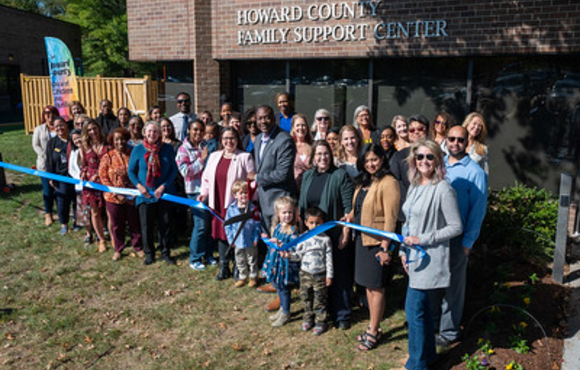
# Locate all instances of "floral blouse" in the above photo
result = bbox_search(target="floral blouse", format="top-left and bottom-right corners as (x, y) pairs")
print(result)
(98, 149), (133, 204)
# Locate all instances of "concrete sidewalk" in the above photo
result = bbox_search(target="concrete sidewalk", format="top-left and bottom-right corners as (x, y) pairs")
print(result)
(562, 250), (580, 370)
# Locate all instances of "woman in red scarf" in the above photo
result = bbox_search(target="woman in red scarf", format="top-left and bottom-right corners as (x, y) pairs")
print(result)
(128, 121), (178, 266)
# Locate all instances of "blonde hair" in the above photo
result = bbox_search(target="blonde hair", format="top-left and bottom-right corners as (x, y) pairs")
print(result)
(271, 196), (297, 235)
(311, 108), (332, 132)
(391, 115), (407, 128)
(406, 139), (446, 186)
(462, 112), (488, 156)
(231, 179), (248, 195)
(290, 113), (313, 145)
(335, 124), (362, 163)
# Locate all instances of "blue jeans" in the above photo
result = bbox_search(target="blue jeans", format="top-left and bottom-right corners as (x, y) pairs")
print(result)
(41, 177), (55, 214)
(272, 282), (291, 315)
(188, 194), (213, 264)
(405, 286), (439, 370)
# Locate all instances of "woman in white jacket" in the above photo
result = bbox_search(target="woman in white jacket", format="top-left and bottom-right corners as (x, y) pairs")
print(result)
(32, 105), (59, 226)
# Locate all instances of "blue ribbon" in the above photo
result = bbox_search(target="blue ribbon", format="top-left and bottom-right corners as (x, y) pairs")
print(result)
(0, 161), (224, 222)
(261, 221), (426, 264)
(1, 161), (426, 262)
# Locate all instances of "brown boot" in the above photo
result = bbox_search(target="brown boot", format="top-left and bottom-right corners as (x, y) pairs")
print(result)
(266, 296), (280, 312)
(257, 283), (277, 293)
(248, 278), (258, 288)
(45, 213), (53, 227)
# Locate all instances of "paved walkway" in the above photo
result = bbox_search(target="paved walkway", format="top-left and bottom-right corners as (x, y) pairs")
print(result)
(562, 247), (580, 370)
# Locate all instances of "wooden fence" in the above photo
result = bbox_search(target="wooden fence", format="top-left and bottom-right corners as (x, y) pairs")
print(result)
(20, 74), (159, 134)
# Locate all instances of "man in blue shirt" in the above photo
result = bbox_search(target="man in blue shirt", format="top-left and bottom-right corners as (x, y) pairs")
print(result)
(433, 125), (488, 348)
(275, 92), (295, 133)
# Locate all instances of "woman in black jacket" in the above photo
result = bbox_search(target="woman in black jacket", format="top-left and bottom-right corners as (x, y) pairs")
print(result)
(45, 117), (75, 236)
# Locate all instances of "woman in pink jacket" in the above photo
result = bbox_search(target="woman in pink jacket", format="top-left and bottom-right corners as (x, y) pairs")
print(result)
(199, 127), (256, 280)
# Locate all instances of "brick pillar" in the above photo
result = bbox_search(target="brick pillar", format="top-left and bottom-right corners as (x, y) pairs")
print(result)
(192, 0), (220, 116)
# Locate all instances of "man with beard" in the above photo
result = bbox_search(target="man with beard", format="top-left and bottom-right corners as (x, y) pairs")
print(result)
(431, 125), (488, 349)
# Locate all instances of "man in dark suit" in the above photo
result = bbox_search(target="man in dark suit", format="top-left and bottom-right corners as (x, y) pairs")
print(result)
(248, 105), (296, 304)
(251, 105), (297, 233)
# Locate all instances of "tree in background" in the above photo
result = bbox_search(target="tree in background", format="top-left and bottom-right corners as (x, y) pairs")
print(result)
(0, 0), (155, 77)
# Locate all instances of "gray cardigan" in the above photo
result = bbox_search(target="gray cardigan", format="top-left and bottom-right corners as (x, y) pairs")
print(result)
(401, 180), (462, 290)
(32, 123), (53, 171)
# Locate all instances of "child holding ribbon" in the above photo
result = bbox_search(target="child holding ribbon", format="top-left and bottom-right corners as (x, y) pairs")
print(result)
(261, 196), (300, 327)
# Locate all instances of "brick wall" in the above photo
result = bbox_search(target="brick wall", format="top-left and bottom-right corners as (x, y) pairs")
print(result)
(211, 0), (580, 59)
(127, 0), (194, 61)
(0, 5), (81, 75)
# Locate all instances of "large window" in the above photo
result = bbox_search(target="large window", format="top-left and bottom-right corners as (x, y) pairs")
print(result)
(232, 55), (580, 191)
(373, 58), (468, 128)
(290, 60), (369, 126)
(234, 61), (285, 113)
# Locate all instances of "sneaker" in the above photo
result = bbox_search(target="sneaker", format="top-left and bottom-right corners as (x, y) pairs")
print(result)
(84, 235), (93, 247)
(190, 262), (206, 271)
(271, 312), (290, 327)
(302, 321), (314, 331)
(313, 324), (326, 336)
(206, 257), (217, 266)
(59, 225), (68, 236)
(72, 224), (82, 232)
(234, 279), (247, 288)
(269, 309), (282, 321)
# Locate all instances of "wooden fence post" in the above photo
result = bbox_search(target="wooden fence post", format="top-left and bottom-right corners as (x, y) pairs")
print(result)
(553, 172), (573, 283)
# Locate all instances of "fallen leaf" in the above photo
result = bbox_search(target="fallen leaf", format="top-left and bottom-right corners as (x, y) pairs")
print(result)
(263, 347), (272, 356)
(5, 333), (14, 341)
(84, 336), (93, 344)
(110, 285), (117, 291)
(231, 343), (243, 351)
(218, 322), (227, 330)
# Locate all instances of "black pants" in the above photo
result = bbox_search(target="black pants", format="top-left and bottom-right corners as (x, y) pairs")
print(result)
(138, 200), (173, 259)
(55, 181), (75, 226)
(329, 243), (354, 323)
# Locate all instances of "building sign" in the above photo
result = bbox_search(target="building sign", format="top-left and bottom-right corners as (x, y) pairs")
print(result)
(237, 1), (448, 46)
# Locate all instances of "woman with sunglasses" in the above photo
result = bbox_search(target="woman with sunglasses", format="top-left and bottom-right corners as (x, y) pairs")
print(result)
(312, 109), (333, 140)
(430, 112), (455, 147)
(33, 105), (60, 226)
(397, 139), (462, 370)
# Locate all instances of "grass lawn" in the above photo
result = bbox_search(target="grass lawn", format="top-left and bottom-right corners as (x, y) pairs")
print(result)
(0, 127), (410, 369)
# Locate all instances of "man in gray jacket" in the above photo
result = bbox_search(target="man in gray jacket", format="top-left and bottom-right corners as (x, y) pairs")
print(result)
(250, 105), (297, 233)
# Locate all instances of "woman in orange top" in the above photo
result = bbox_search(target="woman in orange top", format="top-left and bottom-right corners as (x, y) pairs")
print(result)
(98, 128), (143, 261)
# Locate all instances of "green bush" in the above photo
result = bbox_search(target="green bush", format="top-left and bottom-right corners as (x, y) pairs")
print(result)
(481, 183), (557, 266)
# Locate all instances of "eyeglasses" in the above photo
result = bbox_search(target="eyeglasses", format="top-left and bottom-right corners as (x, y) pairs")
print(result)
(316, 117), (330, 121)
(409, 126), (426, 134)
(447, 136), (466, 143)
(415, 153), (435, 161)
(177, 99), (190, 104)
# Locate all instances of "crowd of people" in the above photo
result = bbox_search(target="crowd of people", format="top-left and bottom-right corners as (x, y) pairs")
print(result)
(31, 91), (489, 370)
